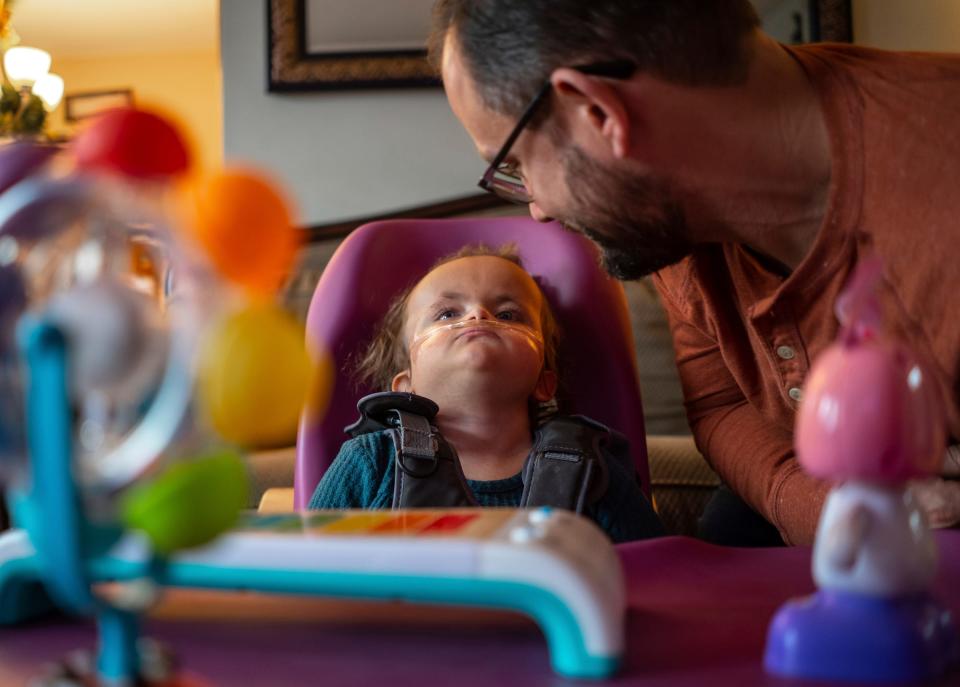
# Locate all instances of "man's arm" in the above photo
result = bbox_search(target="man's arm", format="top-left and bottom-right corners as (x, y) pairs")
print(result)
(653, 275), (829, 545)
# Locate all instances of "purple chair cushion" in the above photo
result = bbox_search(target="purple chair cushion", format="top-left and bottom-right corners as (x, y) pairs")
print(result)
(294, 217), (648, 507)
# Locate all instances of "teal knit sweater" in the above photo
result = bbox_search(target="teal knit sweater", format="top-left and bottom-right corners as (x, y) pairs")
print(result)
(309, 429), (665, 543)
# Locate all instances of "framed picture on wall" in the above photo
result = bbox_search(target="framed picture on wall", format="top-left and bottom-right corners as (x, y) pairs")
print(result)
(64, 89), (134, 122)
(267, 0), (440, 91)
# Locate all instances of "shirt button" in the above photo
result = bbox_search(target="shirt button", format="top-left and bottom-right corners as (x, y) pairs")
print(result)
(777, 345), (796, 360)
(788, 387), (803, 402)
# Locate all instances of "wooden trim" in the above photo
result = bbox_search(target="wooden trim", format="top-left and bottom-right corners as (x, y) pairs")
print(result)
(304, 193), (513, 242)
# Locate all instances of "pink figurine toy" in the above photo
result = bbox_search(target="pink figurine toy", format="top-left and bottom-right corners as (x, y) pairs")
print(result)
(764, 258), (959, 683)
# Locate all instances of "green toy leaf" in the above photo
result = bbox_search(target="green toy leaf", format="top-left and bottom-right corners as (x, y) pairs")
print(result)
(120, 449), (250, 556)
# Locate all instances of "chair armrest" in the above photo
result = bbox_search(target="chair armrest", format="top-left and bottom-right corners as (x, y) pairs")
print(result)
(258, 487), (296, 513)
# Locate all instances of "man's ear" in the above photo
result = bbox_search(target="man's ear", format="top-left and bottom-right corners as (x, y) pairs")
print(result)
(391, 369), (413, 393)
(532, 369), (558, 403)
(550, 67), (633, 160)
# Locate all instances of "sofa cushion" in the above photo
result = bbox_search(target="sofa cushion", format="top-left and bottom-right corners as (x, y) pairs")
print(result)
(648, 436), (720, 536)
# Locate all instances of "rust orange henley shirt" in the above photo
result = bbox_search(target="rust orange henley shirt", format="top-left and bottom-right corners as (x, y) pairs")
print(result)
(653, 43), (960, 545)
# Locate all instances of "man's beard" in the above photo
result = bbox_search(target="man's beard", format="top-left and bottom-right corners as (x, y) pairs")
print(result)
(562, 146), (692, 280)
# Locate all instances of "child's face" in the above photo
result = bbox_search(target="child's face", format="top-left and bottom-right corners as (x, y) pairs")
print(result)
(391, 256), (556, 405)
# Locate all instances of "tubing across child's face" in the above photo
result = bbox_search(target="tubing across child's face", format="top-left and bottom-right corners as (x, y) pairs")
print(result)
(391, 256), (556, 405)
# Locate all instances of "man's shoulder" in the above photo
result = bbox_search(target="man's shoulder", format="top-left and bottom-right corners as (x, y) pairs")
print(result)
(652, 256), (696, 297)
(651, 249), (725, 318)
(792, 42), (960, 66)
(790, 43), (960, 90)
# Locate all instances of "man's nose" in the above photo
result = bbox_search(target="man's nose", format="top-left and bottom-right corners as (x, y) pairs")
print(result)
(529, 201), (553, 223)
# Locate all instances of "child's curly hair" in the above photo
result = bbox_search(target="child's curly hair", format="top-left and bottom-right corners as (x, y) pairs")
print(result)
(355, 243), (559, 392)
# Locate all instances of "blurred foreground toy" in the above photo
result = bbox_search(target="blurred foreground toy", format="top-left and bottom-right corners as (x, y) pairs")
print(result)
(198, 303), (313, 447)
(179, 165), (311, 449)
(0, 107), (314, 685)
(179, 168), (300, 297)
(73, 106), (191, 179)
(764, 259), (959, 683)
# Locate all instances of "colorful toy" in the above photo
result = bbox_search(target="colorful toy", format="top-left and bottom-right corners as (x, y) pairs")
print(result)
(0, 108), (625, 684)
(73, 107), (191, 180)
(0, 107), (308, 685)
(764, 258), (960, 683)
(178, 168), (300, 297)
(197, 302), (313, 447)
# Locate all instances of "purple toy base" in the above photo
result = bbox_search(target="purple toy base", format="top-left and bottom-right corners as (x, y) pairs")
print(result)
(764, 589), (959, 684)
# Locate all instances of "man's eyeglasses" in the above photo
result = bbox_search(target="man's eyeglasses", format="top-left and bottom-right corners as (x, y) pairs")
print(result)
(477, 60), (636, 205)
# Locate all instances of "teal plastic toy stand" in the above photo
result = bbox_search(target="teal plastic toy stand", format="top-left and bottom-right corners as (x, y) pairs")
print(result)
(7, 317), (146, 682)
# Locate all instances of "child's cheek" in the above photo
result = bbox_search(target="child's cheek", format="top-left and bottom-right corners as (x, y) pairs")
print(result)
(408, 327), (453, 365)
(502, 328), (545, 364)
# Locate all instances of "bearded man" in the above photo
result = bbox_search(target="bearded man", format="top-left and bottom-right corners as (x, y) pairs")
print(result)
(430, 0), (960, 545)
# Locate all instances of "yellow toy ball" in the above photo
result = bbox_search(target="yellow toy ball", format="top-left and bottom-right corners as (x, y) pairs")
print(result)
(198, 303), (315, 448)
(179, 168), (300, 297)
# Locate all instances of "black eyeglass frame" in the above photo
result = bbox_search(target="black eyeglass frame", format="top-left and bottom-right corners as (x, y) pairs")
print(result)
(477, 60), (637, 204)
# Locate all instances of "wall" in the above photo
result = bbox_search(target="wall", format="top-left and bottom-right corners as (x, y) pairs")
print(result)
(853, 0), (960, 51)
(46, 50), (223, 172)
(220, 1), (479, 228)
(759, 0), (809, 44)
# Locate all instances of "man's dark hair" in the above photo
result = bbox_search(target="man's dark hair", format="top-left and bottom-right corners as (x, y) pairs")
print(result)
(429, 0), (761, 117)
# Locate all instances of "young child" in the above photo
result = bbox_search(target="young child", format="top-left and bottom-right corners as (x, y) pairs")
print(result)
(309, 244), (664, 543)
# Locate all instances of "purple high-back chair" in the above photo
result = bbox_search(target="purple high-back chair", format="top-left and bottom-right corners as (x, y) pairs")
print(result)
(294, 217), (648, 508)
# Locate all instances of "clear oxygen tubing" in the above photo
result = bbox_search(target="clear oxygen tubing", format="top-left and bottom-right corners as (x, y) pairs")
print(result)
(408, 317), (544, 363)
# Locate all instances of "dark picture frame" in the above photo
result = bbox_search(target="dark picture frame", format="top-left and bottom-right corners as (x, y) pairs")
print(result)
(267, 0), (439, 92)
(267, 0), (852, 93)
(811, 0), (853, 42)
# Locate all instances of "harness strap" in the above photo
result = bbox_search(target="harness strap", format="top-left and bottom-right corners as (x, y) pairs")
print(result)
(347, 392), (477, 509)
(347, 394), (618, 513)
(520, 416), (611, 514)
(393, 409), (436, 461)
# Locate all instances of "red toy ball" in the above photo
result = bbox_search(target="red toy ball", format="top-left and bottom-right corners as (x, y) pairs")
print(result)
(72, 107), (191, 180)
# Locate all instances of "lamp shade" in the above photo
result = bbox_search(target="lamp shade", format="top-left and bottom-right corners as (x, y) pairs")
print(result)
(32, 73), (64, 111)
(4, 46), (51, 88)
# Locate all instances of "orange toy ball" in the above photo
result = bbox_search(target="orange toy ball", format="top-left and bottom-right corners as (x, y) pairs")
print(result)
(182, 169), (300, 296)
(72, 107), (191, 180)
